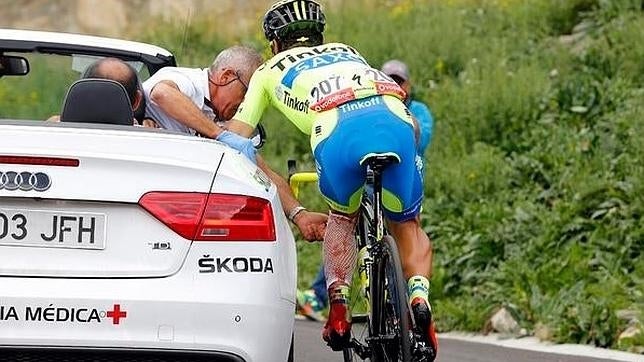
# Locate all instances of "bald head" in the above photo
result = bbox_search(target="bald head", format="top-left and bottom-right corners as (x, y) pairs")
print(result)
(83, 57), (138, 105)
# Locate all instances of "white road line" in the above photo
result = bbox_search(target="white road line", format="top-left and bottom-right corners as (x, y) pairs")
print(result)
(441, 333), (643, 362)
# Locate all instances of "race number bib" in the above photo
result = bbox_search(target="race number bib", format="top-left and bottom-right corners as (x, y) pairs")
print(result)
(308, 69), (406, 112)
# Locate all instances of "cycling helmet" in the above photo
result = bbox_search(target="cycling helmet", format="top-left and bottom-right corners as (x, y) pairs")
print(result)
(263, 0), (326, 42)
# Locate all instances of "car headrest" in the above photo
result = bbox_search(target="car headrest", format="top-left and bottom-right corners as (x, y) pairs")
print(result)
(61, 78), (133, 126)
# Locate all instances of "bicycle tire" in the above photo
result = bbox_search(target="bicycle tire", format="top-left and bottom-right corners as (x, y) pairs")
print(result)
(370, 235), (411, 362)
(343, 348), (354, 362)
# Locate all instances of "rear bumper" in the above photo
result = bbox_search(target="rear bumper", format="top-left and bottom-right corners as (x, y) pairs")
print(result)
(0, 243), (296, 362)
(0, 346), (244, 362)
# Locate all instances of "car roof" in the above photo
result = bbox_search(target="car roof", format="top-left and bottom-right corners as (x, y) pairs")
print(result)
(0, 28), (176, 73)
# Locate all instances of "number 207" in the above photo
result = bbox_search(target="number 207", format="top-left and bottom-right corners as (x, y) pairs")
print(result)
(310, 76), (342, 102)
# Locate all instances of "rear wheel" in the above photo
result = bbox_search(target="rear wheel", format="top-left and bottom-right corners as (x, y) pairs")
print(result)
(370, 235), (410, 362)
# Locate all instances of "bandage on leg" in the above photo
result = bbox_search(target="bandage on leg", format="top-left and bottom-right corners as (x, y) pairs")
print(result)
(323, 212), (358, 288)
(321, 213), (358, 349)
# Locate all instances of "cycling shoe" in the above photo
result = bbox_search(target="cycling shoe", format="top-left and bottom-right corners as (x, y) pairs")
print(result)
(322, 284), (351, 351)
(411, 297), (438, 361)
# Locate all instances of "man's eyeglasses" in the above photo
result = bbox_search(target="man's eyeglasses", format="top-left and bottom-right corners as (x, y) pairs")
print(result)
(208, 70), (248, 91)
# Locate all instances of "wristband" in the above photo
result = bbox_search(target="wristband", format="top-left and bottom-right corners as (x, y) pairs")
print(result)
(287, 206), (307, 222)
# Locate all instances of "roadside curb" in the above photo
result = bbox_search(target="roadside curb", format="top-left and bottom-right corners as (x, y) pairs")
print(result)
(440, 332), (643, 362)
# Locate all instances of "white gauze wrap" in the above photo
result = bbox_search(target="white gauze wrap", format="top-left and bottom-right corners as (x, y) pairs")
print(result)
(324, 212), (358, 289)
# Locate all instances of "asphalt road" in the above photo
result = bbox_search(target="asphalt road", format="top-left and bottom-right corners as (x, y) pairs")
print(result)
(294, 320), (629, 362)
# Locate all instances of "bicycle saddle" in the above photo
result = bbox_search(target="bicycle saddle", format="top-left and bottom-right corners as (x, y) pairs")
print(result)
(359, 152), (401, 169)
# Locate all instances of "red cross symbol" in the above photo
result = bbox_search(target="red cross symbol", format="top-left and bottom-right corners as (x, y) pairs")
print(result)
(106, 304), (127, 325)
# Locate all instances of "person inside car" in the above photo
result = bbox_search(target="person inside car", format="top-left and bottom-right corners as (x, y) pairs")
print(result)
(48, 57), (149, 126)
(143, 45), (328, 242)
(84, 57), (145, 123)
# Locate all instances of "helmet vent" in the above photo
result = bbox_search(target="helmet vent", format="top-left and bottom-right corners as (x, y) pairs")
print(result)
(263, 0), (326, 41)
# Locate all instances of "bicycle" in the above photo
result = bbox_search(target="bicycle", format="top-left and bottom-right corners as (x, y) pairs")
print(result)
(288, 155), (436, 362)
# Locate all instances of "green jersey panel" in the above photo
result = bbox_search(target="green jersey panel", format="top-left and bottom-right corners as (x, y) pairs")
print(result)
(234, 42), (406, 135)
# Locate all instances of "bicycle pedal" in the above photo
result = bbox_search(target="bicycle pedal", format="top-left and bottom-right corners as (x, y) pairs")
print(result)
(324, 329), (351, 351)
(349, 338), (371, 360)
(412, 341), (437, 362)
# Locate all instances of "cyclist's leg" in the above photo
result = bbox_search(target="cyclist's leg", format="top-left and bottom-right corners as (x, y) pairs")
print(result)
(387, 220), (429, 277)
(415, 153), (434, 277)
(385, 184), (438, 358)
(376, 97), (437, 358)
(373, 97), (427, 279)
(311, 109), (366, 349)
(313, 120), (365, 292)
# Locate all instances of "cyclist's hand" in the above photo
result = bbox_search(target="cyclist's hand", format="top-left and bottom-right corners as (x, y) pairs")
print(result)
(294, 211), (327, 241)
(216, 130), (257, 163)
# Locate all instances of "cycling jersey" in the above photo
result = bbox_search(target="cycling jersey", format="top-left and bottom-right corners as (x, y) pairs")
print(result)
(234, 42), (422, 220)
(235, 42), (406, 136)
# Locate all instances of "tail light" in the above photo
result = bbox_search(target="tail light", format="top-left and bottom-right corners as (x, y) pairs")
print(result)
(139, 192), (276, 241)
(0, 155), (79, 167)
(138, 192), (207, 240)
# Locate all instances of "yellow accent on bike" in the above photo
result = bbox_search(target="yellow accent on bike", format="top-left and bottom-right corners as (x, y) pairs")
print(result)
(357, 246), (370, 298)
(289, 172), (318, 199)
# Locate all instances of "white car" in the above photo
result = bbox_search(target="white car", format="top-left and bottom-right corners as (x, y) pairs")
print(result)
(0, 29), (296, 362)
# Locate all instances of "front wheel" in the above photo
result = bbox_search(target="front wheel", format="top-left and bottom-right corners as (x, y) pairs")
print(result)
(370, 235), (411, 362)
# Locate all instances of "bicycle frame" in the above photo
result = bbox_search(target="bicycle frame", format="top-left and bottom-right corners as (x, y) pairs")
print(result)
(288, 159), (411, 361)
(363, 161), (403, 359)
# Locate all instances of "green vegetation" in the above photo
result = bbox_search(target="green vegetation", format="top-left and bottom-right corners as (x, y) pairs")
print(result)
(2, 0), (641, 351)
(0, 54), (77, 119)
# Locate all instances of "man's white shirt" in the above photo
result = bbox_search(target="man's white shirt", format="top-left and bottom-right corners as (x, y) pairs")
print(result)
(142, 67), (215, 134)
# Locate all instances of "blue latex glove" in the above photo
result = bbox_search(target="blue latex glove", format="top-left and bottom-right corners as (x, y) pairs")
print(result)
(216, 130), (257, 164)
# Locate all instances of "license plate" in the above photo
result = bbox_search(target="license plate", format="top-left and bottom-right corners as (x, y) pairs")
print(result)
(0, 208), (106, 250)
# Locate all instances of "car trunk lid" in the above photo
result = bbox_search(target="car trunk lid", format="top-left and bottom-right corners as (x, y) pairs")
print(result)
(0, 122), (226, 278)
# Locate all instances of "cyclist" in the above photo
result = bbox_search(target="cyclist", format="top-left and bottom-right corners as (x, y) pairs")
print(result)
(298, 58), (436, 322)
(225, 0), (437, 357)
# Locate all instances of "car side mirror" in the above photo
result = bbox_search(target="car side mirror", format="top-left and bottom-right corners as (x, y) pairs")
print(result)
(0, 55), (30, 77)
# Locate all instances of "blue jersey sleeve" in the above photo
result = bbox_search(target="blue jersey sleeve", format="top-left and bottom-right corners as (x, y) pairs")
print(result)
(409, 100), (434, 156)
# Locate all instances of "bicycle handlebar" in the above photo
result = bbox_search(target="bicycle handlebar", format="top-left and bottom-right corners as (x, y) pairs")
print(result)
(289, 172), (318, 199)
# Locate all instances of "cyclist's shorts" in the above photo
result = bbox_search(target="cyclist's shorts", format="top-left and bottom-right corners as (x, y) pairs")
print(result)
(311, 95), (423, 222)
